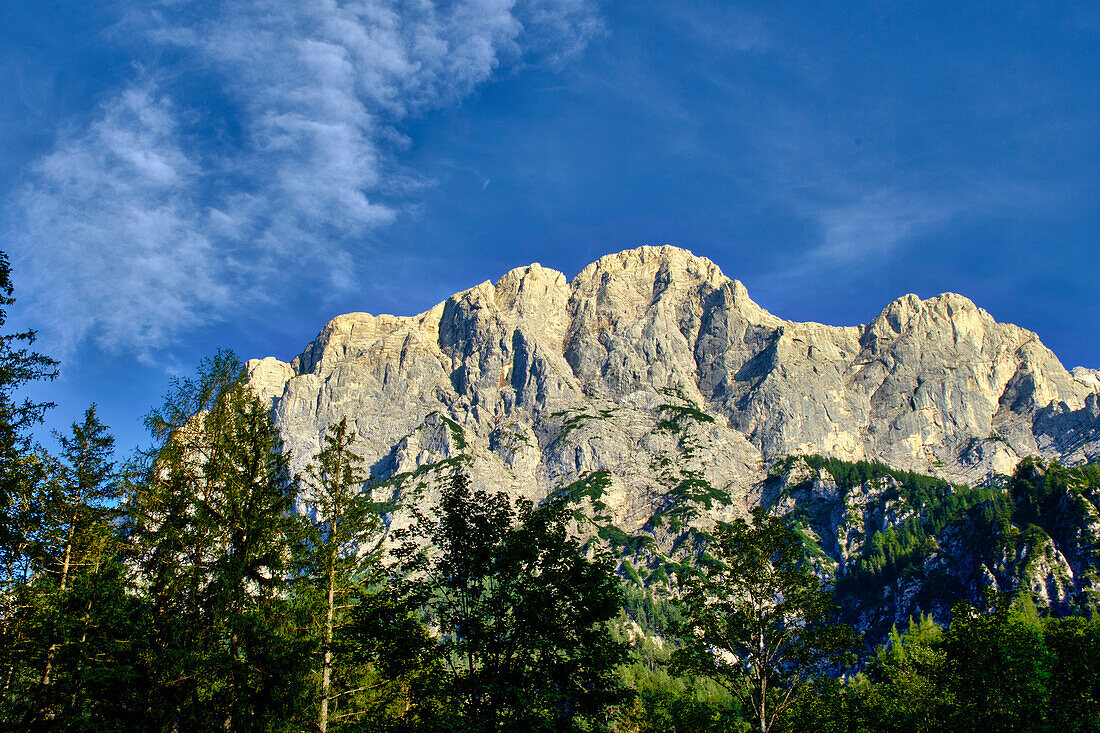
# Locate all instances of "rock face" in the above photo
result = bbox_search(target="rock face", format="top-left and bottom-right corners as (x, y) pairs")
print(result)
(249, 245), (1100, 546)
(762, 456), (1100, 634)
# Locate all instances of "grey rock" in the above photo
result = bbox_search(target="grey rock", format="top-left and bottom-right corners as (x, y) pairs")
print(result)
(248, 245), (1100, 554)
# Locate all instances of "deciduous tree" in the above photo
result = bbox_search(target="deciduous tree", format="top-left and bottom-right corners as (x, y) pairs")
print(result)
(399, 472), (628, 732)
(673, 509), (857, 733)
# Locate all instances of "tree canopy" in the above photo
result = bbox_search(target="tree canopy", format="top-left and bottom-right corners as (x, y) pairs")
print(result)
(674, 508), (858, 733)
(395, 472), (629, 732)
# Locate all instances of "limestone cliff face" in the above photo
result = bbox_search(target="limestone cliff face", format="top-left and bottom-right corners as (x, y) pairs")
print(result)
(249, 245), (1100, 536)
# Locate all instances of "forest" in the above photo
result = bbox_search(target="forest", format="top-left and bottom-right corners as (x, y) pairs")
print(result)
(2, 251), (1100, 732)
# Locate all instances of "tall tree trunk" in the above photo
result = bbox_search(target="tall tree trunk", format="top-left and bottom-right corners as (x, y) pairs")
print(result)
(759, 629), (767, 733)
(2, 660), (14, 702)
(65, 595), (95, 716)
(0, 576), (14, 704)
(58, 512), (77, 593)
(40, 648), (56, 688)
(40, 511), (79, 690)
(224, 630), (239, 732)
(320, 562), (336, 733)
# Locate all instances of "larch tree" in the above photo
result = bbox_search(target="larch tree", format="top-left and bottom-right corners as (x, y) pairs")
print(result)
(298, 417), (382, 733)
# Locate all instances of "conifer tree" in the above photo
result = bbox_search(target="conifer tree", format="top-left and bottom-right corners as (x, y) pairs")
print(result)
(27, 405), (120, 720)
(0, 251), (58, 587)
(42, 404), (118, 595)
(127, 351), (309, 731)
(0, 251), (58, 721)
(298, 417), (382, 732)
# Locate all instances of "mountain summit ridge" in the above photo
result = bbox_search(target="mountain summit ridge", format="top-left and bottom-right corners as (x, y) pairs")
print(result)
(249, 245), (1100, 538)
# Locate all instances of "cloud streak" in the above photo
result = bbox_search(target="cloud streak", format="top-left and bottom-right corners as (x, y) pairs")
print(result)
(7, 0), (603, 358)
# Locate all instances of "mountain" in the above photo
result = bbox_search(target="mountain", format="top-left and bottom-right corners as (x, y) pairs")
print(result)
(248, 245), (1100, 627)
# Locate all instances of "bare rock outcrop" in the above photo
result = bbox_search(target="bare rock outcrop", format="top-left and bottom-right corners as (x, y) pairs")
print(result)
(249, 245), (1100, 543)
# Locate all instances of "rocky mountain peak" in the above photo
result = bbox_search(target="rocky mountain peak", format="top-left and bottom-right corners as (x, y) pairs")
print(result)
(250, 245), (1100, 541)
(570, 245), (728, 291)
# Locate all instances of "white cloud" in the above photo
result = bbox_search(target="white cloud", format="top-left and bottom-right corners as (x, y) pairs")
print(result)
(811, 190), (956, 265)
(7, 0), (603, 357)
(801, 176), (1056, 271)
(12, 83), (230, 356)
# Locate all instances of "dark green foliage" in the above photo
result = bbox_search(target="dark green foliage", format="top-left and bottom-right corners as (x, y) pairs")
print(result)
(669, 477), (730, 510)
(656, 403), (716, 429)
(0, 252), (60, 720)
(928, 458), (1100, 616)
(556, 409), (618, 441)
(396, 473), (629, 732)
(598, 523), (656, 555)
(37, 405), (120, 591)
(614, 585), (743, 731)
(858, 614), (950, 732)
(10, 405), (126, 726)
(1042, 615), (1100, 732)
(768, 455), (1100, 645)
(942, 597), (1051, 732)
(555, 469), (612, 505)
(786, 454), (981, 509)
(7, 556), (156, 732)
(616, 660), (741, 733)
(779, 455), (993, 609)
(436, 414), (467, 451)
(1005, 458), (1100, 567)
(620, 585), (677, 634)
(125, 351), (310, 732)
(0, 251), (59, 590)
(0, 408), (193, 733)
(339, 588), (447, 730)
(787, 599), (1100, 732)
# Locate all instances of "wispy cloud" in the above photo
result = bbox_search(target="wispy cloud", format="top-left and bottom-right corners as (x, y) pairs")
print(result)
(7, 0), (603, 358)
(665, 2), (772, 55)
(810, 190), (956, 265)
(793, 172), (1059, 274)
(12, 83), (228, 355)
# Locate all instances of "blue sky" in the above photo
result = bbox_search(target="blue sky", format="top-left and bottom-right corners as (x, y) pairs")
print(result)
(2, 0), (1098, 454)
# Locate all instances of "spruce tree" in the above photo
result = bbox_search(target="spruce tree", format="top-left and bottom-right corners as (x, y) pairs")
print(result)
(127, 351), (309, 731)
(26, 405), (121, 721)
(0, 251), (58, 722)
(42, 405), (118, 595)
